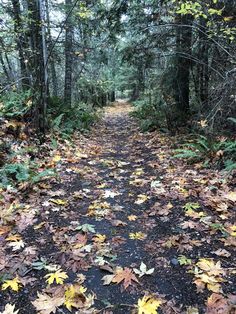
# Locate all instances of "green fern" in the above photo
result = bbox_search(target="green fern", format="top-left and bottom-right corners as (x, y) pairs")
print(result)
(173, 149), (200, 159)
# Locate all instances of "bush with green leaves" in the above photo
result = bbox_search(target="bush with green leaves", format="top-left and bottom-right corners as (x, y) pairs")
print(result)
(131, 98), (165, 132)
(51, 102), (100, 137)
(173, 135), (236, 171)
(0, 162), (55, 187)
(0, 89), (32, 118)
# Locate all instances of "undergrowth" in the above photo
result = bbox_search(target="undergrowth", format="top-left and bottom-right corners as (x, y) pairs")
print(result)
(130, 98), (164, 132)
(173, 135), (236, 171)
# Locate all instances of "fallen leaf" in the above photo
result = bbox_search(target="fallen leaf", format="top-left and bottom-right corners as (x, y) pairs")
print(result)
(0, 304), (19, 314)
(133, 262), (154, 277)
(2, 277), (22, 292)
(32, 293), (64, 314)
(212, 249), (231, 258)
(129, 232), (147, 240)
(206, 293), (232, 314)
(45, 270), (68, 285)
(112, 267), (138, 289)
(138, 295), (162, 314)
(128, 215), (138, 221)
(64, 284), (87, 311)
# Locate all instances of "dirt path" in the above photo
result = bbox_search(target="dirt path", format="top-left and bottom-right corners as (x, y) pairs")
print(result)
(1, 102), (235, 314)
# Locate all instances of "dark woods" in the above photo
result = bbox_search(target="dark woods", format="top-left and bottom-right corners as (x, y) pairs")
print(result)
(0, 0), (236, 136)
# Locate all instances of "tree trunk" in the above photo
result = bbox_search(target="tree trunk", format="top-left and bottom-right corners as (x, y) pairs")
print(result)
(198, 17), (209, 110)
(11, 0), (31, 89)
(45, 0), (58, 97)
(174, 14), (193, 124)
(27, 0), (48, 135)
(64, 0), (73, 106)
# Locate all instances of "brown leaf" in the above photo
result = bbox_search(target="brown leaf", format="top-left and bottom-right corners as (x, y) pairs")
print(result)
(212, 249), (231, 258)
(32, 293), (64, 314)
(206, 294), (231, 314)
(112, 267), (139, 289)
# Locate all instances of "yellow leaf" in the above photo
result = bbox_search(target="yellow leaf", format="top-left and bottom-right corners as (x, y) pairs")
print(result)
(138, 296), (162, 314)
(64, 284), (87, 311)
(44, 270), (68, 285)
(49, 199), (68, 206)
(93, 234), (106, 243)
(128, 215), (137, 221)
(2, 277), (22, 292)
(129, 232), (146, 240)
(196, 259), (223, 276)
(135, 194), (148, 204)
(225, 192), (236, 202)
(52, 155), (61, 162)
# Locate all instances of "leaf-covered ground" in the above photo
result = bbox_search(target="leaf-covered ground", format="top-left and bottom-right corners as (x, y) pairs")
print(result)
(0, 101), (236, 314)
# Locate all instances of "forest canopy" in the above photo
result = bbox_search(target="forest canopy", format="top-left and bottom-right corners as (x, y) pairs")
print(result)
(0, 0), (235, 135)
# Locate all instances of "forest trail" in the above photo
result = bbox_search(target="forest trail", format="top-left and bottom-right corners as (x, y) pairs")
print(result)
(1, 101), (235, 314)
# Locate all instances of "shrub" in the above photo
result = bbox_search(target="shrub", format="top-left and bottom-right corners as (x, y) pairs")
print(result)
(131, 99), (164, 132)
(50, 102), (100, 136)
(0, 162), (55, 187)
(173, 135), (236, 171)
(0, 90), (32, 119)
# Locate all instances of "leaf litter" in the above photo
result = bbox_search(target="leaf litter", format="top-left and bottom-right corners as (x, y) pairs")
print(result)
(0, 102), (235, 313)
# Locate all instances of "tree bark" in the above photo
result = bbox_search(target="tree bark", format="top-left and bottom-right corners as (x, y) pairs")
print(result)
(27, 0), (48, 134)
(45, 0), (58, 97)
(174, 14), (193, 124)
(11, 0), (31, 88)
(64, 0), (73, 106)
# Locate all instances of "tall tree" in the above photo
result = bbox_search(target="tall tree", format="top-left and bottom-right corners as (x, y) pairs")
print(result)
(11, 0), (31, 88)
(27, 0), (48, 134)
(174, 13), (193, 124)
(64, 0), (74, 106)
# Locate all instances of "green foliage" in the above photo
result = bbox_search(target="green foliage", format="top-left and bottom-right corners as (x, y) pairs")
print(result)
(173, 135), (236, 171)
(47, 97), (100, 136)
(131, 98), (164, 132)
(173, 135), (220, 161)
(0, 90), (32, 118)
(0, 162), (55, 187)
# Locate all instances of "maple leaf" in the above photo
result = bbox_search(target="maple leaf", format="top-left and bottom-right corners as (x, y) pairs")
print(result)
(194, 274), (222, 293)
(183, 202), (200, 211)
(112, 267), (138, 289)
(212, 249), (231, 258)
(93, 234), (106, 243)
(178, 255), (192, 266)
(45, 270), (68, 285)
(206, 293), (233, 314)
(103, 190), (118, 198)
(128, 215), (137, 221)
(0, 226), (11, 236)
(102, 274), (115, 285)
(0, 304), (19, 314)
(2, 277), (22, 292)
(196, 259), (224, 276)
(129, 232), (146, 240)
(64, 284), (87, 311)
(138, 296), (162, 314)
(75, 224), (96, 233)
(49, 199), (68, 206)
(135, 194), (148, 204)
(32, 293), (64, 314)
(7, 239), (25, 251)
(133, 262), (154, 277)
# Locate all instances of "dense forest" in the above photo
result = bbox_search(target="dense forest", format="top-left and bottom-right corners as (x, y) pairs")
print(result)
(0, 1), (236, 314)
